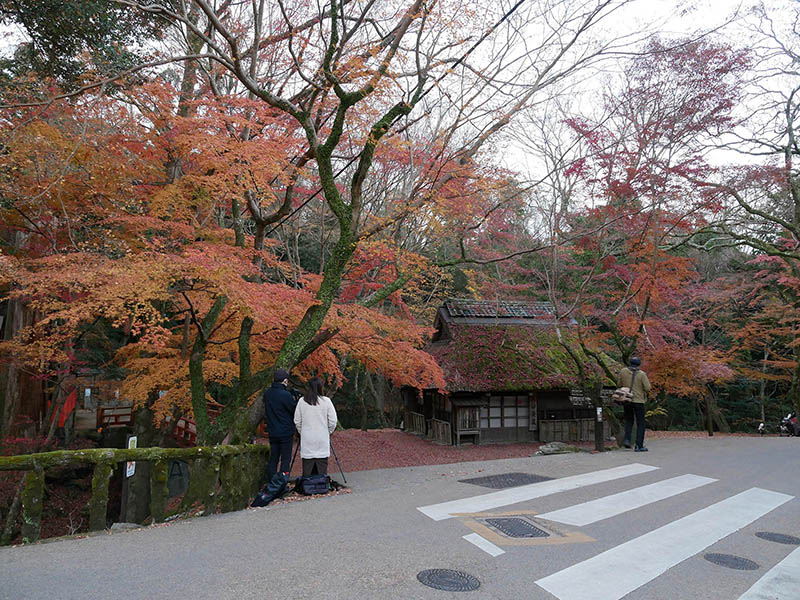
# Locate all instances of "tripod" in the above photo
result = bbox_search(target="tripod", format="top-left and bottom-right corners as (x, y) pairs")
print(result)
(291, 434), (347, 484)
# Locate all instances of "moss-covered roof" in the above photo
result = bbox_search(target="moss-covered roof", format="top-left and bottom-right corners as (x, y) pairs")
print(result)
(428, 323), (607, 393)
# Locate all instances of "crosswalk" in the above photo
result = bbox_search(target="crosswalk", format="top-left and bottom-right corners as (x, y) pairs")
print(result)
(417, 463), (658, 521)
(416, 463), (798, 599)
(738, 546), (800, 599)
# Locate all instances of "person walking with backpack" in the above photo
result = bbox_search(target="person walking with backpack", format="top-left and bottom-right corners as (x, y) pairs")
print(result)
(264, 368), (298, 481)
(617, 356), (651, 452)
(294, 377), (338, 477)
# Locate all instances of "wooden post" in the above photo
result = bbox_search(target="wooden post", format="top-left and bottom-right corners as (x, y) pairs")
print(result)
(593, 384), (604, 452)
(232, 454), (249, 510)
(149, 460), (168, 524)
(220, 455), (236, 513)
(20, 468), (44, 543)
(202, 456), (221, 516)
(89, 462), (113, 531)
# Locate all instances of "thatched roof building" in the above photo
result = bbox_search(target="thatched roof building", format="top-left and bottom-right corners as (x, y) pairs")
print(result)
(405, 299), (610, 445)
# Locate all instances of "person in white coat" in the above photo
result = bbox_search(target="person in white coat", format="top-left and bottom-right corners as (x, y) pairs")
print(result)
(293, 377), (338, 477)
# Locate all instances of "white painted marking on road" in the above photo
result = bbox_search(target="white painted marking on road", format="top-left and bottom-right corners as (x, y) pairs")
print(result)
(738, 545), (800, 600)
(416, 463), (658, 521)
(538, 474), (717, 526)
(535, 487), (794, 600)
(463, 533), (505, 557)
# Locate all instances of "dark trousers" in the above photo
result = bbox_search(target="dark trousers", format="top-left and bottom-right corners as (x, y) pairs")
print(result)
(624, 402), (646, 448)
(302, 457), (328, 477)
(267, 435), (294, 480)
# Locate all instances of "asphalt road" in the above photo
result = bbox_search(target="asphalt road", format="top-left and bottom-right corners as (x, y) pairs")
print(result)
(2, 436), (799, 600)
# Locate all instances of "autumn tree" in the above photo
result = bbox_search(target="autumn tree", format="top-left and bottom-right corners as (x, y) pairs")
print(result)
(690, 3), (800, 414)
(101, 0), (647, 440)
(2, 0), (689, 444)
(474, 38), (748, 438)
(0, 82), (448, 443)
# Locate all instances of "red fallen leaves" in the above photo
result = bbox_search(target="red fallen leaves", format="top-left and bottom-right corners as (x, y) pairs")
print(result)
(315, 428), (545, 472)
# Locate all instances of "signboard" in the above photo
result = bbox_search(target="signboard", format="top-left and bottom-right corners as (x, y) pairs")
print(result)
(126, 435), (137, 478)
(568, 389), (592, 407)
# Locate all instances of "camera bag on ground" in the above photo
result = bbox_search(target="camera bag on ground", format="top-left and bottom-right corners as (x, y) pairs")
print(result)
(297, 474), (330, 495)
(251, 471), (289, 507)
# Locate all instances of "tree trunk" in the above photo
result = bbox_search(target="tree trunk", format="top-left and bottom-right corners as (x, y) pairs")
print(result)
(355, 371), (367, 431)
(790, 345), (800, 417)
(231, 197), (245, 248)
(760, 347), (767, 423)
(188, 296), (228, 444)
(1, 298), (23, 438)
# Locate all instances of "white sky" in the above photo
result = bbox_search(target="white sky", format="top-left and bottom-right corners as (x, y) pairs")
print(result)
(507, 0), (795, 175)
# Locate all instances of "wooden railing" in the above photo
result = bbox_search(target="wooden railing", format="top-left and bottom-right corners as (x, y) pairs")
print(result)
(406, 411), (426, 435)
(0, 444), (268, 545)
(172, 417), (198, 446)
(429, 419), (452, 445)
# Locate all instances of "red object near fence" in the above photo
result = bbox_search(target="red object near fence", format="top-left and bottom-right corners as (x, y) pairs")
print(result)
(172, 417), (197, 446)
(96, 405), (133, 429)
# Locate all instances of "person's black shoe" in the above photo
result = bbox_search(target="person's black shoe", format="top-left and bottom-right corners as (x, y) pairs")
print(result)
(623, 440), (631, 449)
(634, 446), (648, 452)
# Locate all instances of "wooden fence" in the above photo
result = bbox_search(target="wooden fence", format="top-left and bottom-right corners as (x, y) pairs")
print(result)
(539, 419), (609, 443)
(406, 411), (426, 435)
(429, 419), (452, 445)
(0, 444), (268, 545)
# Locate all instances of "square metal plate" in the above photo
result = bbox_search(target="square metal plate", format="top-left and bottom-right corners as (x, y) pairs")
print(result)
(458, 472), (554, 489)
(485, 517), (550, 538)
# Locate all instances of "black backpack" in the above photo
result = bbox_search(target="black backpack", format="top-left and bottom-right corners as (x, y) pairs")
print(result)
(297, 474), (330, 495)
(250, 472), (289, 507)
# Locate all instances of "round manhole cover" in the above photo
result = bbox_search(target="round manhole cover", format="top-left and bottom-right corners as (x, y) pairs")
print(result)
(755, 532), (800, 545)
(704, 553), (760, 571)
(417, 569), (480, 592)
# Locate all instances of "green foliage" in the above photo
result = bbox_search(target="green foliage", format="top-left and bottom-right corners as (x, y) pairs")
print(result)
(0, 0), (162, 85)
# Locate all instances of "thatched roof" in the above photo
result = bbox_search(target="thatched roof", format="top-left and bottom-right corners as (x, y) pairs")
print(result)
(428, 299), (606, 393)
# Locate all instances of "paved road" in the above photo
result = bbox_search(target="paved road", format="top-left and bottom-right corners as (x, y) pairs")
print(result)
(2, 436), (799, 600)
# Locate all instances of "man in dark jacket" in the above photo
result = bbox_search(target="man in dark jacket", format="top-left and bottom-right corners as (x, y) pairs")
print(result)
(264, 369), (298, 480)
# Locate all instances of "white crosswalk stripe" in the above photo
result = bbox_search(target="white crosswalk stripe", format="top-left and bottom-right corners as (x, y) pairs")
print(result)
(737, 545), (800, 600)
(462, 533), (506, 557)
(416, 463), (658, 521)
(535, 487), (794, 600)
(537, 473), (717, 526)
(419, 464), (795, 597)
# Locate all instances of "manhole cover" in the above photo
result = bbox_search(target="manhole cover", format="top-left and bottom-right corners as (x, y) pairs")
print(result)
(485, 517), (550, 538)
(459, 472), (554, 489)
(756, 532), (800, 545)
(416, 569), (480, 592)
(704, 553), (760, 570)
